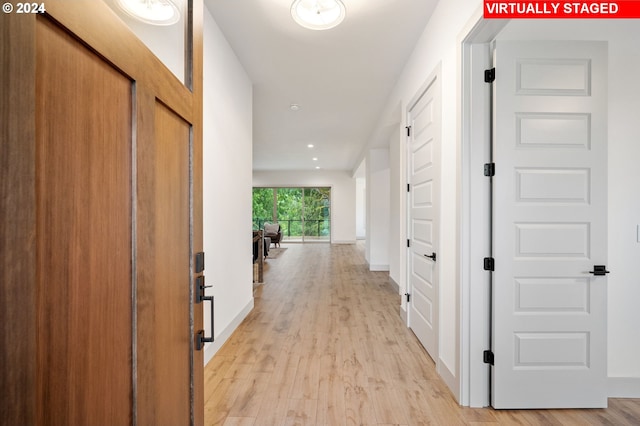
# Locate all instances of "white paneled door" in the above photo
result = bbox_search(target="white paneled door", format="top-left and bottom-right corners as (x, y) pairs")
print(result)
(491, 41), (608, 408)
(407, 75), (441, 361)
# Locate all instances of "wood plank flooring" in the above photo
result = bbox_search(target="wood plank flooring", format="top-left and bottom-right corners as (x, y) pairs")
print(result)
(204, 243), (640, 425)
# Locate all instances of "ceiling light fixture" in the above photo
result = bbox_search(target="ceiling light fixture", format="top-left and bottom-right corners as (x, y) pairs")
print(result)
(312, 157), (318, 161)
(115, 0), (181, 26)
(290, 103), (301, 111)
(307, 144), (314, 148)
(291, 0), (346, 31)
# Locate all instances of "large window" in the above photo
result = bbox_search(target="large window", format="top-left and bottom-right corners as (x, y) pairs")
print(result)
(253, 187), (331, 242)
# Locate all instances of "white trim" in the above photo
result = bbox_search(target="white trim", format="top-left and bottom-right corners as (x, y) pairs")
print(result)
(389, 276), (400, 294)
(458, 10), (509, 407)
(203, 298), (254, 365)
(608, 377), (640, 398)
(369, 264), (389, 272)
(400, 305), (408, 324)
(331, 240), (356, 245)
(438, 359), (459, 399)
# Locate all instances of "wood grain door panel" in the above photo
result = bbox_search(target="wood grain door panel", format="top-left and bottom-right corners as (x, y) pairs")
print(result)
(1, 2), (203, 423)
(35, 17), (132, 425)
(137, 97), (192, 426)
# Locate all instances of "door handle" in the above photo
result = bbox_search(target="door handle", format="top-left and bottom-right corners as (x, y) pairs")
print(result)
(195, 275), (214, 351)
(589, 265), (610, 276)
(423, 252), (436, 261)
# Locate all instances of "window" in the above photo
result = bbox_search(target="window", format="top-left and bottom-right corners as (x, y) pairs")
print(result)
(253, 187), (331, 242)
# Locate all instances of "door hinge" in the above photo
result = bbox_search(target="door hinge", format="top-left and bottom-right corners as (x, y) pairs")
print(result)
(406, 125), (412, 137)
(484, 68), (495, 83)
(405, 293), (411, 303)
(483, 257), (495, 271)
(483, 350), (494, 365)
(407, 239), (411, 248)
(484, 163), (495, 177)
(407, 183), (410, 192)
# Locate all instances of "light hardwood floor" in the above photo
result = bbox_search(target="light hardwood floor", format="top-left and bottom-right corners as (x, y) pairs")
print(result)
(204, 243), (640, 425)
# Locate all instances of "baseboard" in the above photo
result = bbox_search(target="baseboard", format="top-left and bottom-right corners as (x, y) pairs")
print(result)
(400, 305), (408, 324)
(369, 264), (389, 271)
(332, 240), (356, 244)
(388, 276), (400, 293)
(608, 377), (640, 398)
(203, 298), (254, 366)
(438, 359), (460, 403)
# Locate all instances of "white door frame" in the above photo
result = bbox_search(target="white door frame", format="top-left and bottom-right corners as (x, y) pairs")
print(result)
(458, 13), (509, 407)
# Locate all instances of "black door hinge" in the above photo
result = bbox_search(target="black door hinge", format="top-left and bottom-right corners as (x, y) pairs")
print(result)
(484, 68), (495, 83)
(484, 163), (495, 177)
(406, 125), (412, 137)
(407, 239), (411, 248)
(405, 293), (411, 303)
(483, 257), (495, 271)
(483, 350), (494, 365)
(407, 183), (410, 192)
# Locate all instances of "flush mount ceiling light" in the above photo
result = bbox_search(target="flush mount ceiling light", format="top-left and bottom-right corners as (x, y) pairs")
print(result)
(115, 0), (181, 26)
(291, 0), (346, 31)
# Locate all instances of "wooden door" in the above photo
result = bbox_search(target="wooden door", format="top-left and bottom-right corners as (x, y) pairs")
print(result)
(0, 1), (204, 424)
(406, 73), (441, 361)
(491, 40), (608, 408)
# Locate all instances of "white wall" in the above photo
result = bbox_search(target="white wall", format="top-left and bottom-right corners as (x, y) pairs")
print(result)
(202, 8), (254, 364)
(496, 18), (640, 393)
(355, 178), (366, 239)
(388, 128), (402, 287)
(252, 170), (356, 244)
(366, 149), (390, 271)
(371, 0), (485, 397)
(374, 0), (640, 400)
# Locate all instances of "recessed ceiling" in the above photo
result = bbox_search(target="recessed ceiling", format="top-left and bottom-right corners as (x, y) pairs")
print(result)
(204, 0), (439, 171)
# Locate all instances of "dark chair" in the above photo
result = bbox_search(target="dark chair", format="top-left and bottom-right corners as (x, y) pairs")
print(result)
(263, 222), (282, 247)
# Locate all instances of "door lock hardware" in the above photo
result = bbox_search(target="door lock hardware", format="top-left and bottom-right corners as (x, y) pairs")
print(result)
(589, 265), (610, 276)
(423, 252), (436, 261)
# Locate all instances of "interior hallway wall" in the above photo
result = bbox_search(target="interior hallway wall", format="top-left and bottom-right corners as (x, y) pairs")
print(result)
(366, 149), (390, 271)
(252, 170), (356, 244)
(376, 0), (640, 399)
(388, 128), (402, 287)
(202, 7), (255, 364)
(373, 0), (487, 397)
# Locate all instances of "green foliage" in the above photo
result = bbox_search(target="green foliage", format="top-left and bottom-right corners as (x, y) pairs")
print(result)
(252, 187), (331, 238)
(252, 188), (273, 229)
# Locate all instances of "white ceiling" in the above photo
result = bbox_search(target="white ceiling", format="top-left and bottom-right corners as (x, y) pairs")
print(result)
(204, 0), (439, 172)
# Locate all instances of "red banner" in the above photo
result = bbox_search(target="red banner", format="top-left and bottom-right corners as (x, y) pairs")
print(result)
(484, 1), (640, 18)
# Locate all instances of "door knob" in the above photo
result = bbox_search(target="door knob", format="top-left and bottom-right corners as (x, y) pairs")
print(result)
(423, 253), (436, 261)
(589, 265), (610, 276)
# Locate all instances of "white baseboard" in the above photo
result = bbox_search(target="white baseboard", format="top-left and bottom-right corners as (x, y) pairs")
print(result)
(203, 298), (254, 366)
(608, 377), (640, 398)
(438, 359), (460, 403)
(332, 240), (356, 244)
(400, 305), (408, 324)
(388, 276), (400, 293)
(369, 264), (389, 271)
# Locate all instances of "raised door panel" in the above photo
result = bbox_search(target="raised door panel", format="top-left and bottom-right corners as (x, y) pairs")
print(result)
(35, 17), (132, 425)
(137, 97), (191, 426)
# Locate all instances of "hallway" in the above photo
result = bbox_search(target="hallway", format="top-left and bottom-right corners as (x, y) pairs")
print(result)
(204, 243), (640, 425)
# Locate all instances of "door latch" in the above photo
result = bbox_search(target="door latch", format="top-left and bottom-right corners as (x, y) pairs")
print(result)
(589, 265), (610, 276)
